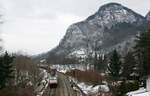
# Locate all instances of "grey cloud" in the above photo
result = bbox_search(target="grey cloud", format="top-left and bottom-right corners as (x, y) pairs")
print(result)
(1, 0), (150, 19)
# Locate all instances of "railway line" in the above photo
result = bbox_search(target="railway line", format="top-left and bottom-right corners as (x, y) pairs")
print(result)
(42, 72), (75, 96)
(58, 72), (73, 96)
(42, 86), (56, 96)
(49, 88), (56, 96)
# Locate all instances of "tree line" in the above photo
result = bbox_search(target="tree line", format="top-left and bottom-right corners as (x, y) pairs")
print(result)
(0, 52), (41, 96)
(45, 29), (150, 96)
(103, 30), (150, 96)
(68, 29), (150, 96)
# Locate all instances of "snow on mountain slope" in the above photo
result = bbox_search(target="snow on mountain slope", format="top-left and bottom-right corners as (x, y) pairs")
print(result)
(146, 11), (150, 21)
(35, 3), (150, 63)
(87, 3), (144, 27)
(49, 3), (146, 56)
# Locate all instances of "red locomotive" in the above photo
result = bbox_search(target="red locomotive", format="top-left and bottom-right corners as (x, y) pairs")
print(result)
(48, 67), (58, 88)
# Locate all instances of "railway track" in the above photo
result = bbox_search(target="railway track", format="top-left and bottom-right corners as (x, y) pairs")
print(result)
(49, 88), (56, 96)
(42, 86), (56, 96)
(63, 76), (72, 96)
(43, 72), (76, 96)
(61, 77), (70, 96)
(58, 72), (74, 96)
(60, 73), (86, 96)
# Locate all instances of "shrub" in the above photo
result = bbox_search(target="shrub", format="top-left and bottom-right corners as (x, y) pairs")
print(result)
(66, 70), (102, 84)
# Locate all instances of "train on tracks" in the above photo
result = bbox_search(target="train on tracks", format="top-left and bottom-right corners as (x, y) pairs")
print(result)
(48, 67), (58, 88)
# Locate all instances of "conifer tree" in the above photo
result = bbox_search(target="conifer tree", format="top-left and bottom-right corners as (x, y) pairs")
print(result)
(97, 55), (102, 70)
(108, 50), (122, 79)
(97, 55), (108, 72)
(122, 52), (136, 80)
(0, 52), (14, 89)
(135, 30), (150, 77)
(93, 52), (98, 70)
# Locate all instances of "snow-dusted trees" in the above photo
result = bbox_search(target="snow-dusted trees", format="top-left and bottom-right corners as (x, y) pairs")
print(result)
(93, 53), (108, 72)
(107, 50), (122, 79)
(12, 55), (40, 87)
(47, 53), (79, 64)
(122, 51), (137, 80)
(135, 30), (150, 77)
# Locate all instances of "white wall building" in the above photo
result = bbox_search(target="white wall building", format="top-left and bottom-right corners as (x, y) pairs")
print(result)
(146, 76), (150, 91)
(126, 76), (150, 96)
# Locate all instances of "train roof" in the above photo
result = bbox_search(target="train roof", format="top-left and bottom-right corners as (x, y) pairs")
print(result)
(50, 68), (56, 71)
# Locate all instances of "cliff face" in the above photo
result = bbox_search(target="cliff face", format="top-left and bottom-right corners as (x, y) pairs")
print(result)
(146, 11), (150, 21)
(47, 3), (149, 57)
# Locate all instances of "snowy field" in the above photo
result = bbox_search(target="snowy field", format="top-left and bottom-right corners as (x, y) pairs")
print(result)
(51, 64), (92, 73)
(126, 88), (150, 96)
(68, 76), (109, 95)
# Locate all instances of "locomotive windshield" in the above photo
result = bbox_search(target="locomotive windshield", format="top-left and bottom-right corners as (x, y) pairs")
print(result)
(51, 70), (56, 76)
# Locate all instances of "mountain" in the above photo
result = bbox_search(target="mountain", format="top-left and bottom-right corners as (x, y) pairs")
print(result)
(146, 11), (150, 21)
(46, 3), (150, 58)
(0, 13), (3, 51)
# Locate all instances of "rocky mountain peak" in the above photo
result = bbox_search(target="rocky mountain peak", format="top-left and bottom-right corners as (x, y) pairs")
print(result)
(46, 3), (147, 57)
(146, 11), (150, 21)
(97, 3), (133, 16)
(87, 3), (144, 27)
(98, 3), (124, 11)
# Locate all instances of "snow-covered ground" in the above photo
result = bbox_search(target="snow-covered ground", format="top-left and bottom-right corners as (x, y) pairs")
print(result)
(126, 88), (150, 96)
(51, 64), (92, 73)
(35, 69), (49, 96)
(69, 76), (109, 96)
(49, 64), (109, 95)
(77, 82), (109, 95)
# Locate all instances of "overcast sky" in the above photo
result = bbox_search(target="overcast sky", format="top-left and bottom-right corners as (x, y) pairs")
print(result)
(0, 0), (150, 55)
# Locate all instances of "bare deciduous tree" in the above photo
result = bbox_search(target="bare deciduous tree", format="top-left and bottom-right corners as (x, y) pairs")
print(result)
(12, 55), (41, 88)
